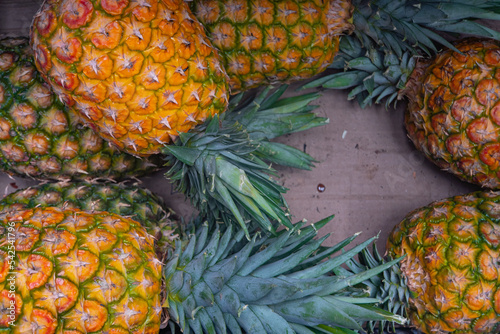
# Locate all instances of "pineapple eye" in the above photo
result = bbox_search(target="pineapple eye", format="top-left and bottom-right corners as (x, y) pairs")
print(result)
(0, 52), (16, 71)
(133, 28), (144, 40)
(124, 59), (136, 69)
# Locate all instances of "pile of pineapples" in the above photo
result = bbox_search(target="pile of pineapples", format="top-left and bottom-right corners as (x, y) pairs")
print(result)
(3, 0), (500, 334)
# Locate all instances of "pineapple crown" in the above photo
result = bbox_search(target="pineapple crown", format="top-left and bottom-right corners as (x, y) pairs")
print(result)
(303, 35), (417, 109)
(351, 0), (500, 57)
(307, 0), (500, 108)
(0, 180), (169, 228)
(162, 85), (328, 238)
(162, 216), (406, 334)
(336, 242), (412, 333)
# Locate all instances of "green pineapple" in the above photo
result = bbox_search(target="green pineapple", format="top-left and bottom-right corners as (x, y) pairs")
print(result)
(0, 37), (162, 181)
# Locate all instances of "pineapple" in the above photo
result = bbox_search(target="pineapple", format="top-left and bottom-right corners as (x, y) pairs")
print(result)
(404, 39), (500, 189)
(305, 37), (500, 189)
(30, 0), (332, 235)
(31, 0), (229, 157)
(188, 0), (500, 94)
(0, 207), (164, 334)
(337, 191), (500, 334)
(0, 37), (161, 181)
(0, 206), (405, 334)
(188, 0), (350, 94)
(385, 191), (500, 334)
(0, 181), (180, 253)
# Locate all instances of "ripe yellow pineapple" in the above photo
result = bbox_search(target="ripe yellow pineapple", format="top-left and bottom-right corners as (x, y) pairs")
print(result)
(0, 207), (163, 333)
(0, 37), (161, 180)
(188, 0), (352, 93)
(404, 39), (500, 189)
(31, 0), (229, 156)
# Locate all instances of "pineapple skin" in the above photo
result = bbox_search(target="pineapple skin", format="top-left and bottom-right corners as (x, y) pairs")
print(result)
(405, 39), (500, 189)
(190, 0), (352, 94)
(0, 207), (163, 333)
(0, 181), (180, 254)
(30, 0), (229, 156)
(0, 37), (161, 181)
(386, 191), (500, 334)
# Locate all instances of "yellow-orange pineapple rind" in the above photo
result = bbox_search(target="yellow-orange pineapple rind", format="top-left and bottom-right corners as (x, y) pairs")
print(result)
(191, 0), (346, 94)
(31, 0), (229, 156)
(0, 207), (163, 332)
(387, 191), (500, 334)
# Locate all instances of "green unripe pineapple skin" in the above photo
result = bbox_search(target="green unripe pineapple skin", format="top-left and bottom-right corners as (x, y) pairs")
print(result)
(0, 37), (161, 181)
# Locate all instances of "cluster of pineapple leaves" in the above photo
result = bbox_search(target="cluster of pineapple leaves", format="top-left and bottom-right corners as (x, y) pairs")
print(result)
(305, 0), (500, 108)
(162, 86), (327, 238)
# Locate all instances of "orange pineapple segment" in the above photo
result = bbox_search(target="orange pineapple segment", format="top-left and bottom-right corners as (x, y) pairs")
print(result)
(14, 226), (40, 252)
(38, 228), (77, 256)
(63, 298), (108, 332)
(0, 252), (9, 282)
(32, 277), (79, 314)
(0, 207), (163, 332)
(20, 254), (54, 290)
(32, 0), (229, 156)
(0, 290), (22, 327)
(128, 267), (161, 298)
(111, 296), (149, 329)
(79, 228), (118, 253)
(31, 309), (58, 334)
(84, 268), (128, 304)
